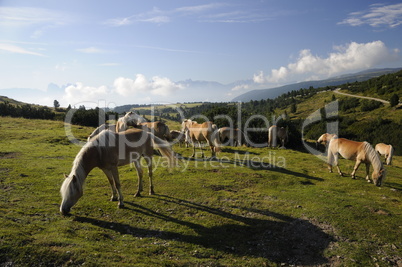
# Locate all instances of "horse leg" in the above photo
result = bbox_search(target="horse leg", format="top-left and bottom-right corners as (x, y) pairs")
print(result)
(365, 163), (371, 183)
(333, 153), (343, 176)
(191, 142), (196, 158)
(110, 166), (124, 208)
(198, 141), (205, 158)
(351, 159), (361, 179)
(133, 160), (144, 197)
(144, 156), (154, 195)
(102, 168), (118, 201)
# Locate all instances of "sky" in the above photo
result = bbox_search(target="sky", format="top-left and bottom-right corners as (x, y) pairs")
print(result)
(1, 0), (402, 108)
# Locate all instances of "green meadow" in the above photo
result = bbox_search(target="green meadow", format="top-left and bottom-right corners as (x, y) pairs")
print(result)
(1, 116), (401, 266)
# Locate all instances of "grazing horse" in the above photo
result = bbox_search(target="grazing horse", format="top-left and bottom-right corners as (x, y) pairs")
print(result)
(170, 130), (186, 147)
(327, 138), (386, 186)
(60, 129), (176, 215)
(317, 133), (338, 146)
(218, 127), (245, 147)
(268, 125), (288, 148)
(375, 143), (394, 165)
(87, 123), (116, 141)
(181, 119), (221, 158)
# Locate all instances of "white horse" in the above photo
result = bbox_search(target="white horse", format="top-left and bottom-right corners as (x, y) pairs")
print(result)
(60, 129), (176, 215)
(375, 143), (394, 165)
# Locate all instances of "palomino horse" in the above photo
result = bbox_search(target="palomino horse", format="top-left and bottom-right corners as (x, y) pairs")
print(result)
(60, 129), (176, 215)
(181, 119), (221, 158)
(268, 125), (288, 148)
(115, 111), (142, 132)
(116, 112), (172, 141)
(218, 127), (245, 147)
(375, 143), (394, 165)
(317, 133), (337, 146)
(327, 138), (386, 186)
(87, 123), (116, 141)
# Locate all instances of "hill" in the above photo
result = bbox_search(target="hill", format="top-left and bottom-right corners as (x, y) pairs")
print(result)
(0, 95), (28, 106)
(232, 68), (402, 102)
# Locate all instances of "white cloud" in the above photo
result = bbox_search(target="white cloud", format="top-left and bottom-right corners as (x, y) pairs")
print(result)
(256, 41), (399, 84)
(0, 43), (45, 56)
(114, 74), (184, 97)
(231, 84), (249, 91)
(63, 82), (109, 105)
(339, 3), (402, 28)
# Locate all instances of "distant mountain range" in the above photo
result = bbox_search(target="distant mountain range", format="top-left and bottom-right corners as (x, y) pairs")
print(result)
(231, 68), (402, 102)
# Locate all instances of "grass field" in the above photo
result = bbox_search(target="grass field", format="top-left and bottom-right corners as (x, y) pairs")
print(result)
(1, 116), (401, 266)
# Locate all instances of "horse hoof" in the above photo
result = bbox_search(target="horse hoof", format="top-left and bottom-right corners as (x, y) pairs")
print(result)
(134, 192), (141, 197)
(110, 197), (118, 202)
(118, 203), (125, 209)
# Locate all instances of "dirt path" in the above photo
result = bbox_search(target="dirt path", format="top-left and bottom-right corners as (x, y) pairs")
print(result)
(333, 88), (390, 105)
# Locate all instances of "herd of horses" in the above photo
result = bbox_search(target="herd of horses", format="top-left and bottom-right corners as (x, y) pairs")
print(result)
(60, 112), (393, 215)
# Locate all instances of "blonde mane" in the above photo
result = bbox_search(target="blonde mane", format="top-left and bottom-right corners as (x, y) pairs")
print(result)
(363, 141), (383, 173)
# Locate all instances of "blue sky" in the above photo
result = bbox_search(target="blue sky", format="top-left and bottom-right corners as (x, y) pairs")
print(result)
(1, 0), (402, 107)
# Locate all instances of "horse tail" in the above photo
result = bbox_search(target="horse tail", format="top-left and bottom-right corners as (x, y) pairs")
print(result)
(268, 127), (272, 147)
(387, 145), (394, 165)
(148, 132), (177, 168)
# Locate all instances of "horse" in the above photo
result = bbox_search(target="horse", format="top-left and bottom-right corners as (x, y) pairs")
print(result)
(139, 121), (172, 141)
(375, 143), (394, 165)
(87, 123), (116, 141)
(317, 133), (338, 146)
(268, 125), (288, 148)
(327, 137), (386, 186)
(115, 111), (142, 132)
(60, 128), (176, 215)
(170, 130), (186, 147)
(218, 127), (245, 147)
(181, 119), (221, 158)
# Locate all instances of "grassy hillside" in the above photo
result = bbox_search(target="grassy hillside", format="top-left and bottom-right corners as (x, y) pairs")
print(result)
(1, 117), (401, 266)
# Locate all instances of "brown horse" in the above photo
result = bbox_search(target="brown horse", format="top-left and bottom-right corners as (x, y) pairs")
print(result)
(139, 121), (172, 141)
(218, 127), (245, 147)
(60, 129), (176, 215)
(375, 143), (394, 165)
(170, 130), (186, 147)
(181, 119), (221, 158)
(268, 125), (288, 148)
(327, 138), (386, 186)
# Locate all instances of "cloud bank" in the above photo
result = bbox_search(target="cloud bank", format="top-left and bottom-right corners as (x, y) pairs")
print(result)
(62, 74), (185, 106)
(254, 41), (399, 84)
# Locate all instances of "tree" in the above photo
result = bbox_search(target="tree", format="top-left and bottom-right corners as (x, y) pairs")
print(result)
(290, 103), (297, 113)
(390, 94), (399, 107)
(53, 100), (60, 109)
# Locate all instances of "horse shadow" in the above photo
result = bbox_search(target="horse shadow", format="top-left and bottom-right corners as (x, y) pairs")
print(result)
(74, 195), (334, 265)
(213, 157), (324, 182)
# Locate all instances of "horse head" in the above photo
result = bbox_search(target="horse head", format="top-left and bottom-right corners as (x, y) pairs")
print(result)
(60, 174), (83, 215)
(372, 168), (387, 187)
